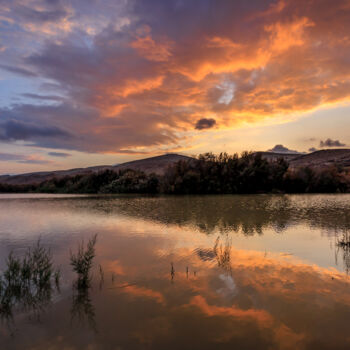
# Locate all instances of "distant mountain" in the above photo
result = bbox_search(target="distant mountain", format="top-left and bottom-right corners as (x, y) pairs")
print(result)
(0, 154), (194, 186)
(112, 153), (193, 175)
(254, 152), (301, 162)
(256, 149), (350, 169)
(289, 149), (350, 169)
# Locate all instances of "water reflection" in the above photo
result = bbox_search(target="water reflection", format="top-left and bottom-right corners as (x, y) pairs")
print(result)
(83, 194), (350, 236)
(213, 236), (232, 273)
(71, 287), (97, 333)
(0, 194), (350, 349)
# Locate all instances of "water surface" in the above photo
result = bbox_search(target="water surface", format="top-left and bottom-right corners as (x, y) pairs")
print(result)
(0, 194), (350, 350)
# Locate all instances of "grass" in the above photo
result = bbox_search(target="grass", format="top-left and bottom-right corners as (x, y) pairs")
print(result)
(0, 240), (60, 321)
(70, 235), (98, 331)
(70, 234), (97, 289)
(0, 234), (99, 328)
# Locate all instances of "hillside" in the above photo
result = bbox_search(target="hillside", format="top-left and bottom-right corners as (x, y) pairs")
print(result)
(289, 149), (350, 169)
(0, 154), (193, 186)
(113, 153), (193, 175)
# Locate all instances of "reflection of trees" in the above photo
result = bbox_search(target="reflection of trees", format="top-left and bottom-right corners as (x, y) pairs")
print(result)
(89, 195), (350, 236)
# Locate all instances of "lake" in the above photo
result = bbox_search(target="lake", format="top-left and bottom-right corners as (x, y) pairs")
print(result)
(1, 193), (350, 349)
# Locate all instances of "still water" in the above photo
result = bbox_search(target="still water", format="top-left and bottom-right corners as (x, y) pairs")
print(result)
(1, 194), (350, 349)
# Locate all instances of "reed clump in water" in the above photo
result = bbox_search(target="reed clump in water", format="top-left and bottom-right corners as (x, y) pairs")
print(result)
(0, 241), (60, 319)
(70, 235), (98, 332)
(70, 234), (97, 289)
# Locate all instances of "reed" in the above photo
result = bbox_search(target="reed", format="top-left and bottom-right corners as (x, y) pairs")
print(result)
(70, 234), (97, 289)
(0, 240), (60, 319)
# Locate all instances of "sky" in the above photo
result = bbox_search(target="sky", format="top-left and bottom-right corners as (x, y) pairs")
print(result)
(0, 0), (350, 174)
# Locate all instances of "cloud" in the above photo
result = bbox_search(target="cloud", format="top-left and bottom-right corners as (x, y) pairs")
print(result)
(195, 118), (216, 130)
(0, 152), (52, 164)
(14, 5), (68, 23)
(0, 0), (350, 154)
(319, 138), (346, 148)
(0, 64), (37, 77)
(48, 152), (71, 158)
(308, 147), (318, 152)
(267, 145), (300, 154)
(0, 120), (71, 142)
(21, 93), (64, 102)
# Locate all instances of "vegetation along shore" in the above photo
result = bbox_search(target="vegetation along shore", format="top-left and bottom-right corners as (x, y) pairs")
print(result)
(1, 151), (349, 194)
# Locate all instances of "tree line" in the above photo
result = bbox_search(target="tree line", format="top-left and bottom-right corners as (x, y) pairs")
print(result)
(1, 152), (349, 194)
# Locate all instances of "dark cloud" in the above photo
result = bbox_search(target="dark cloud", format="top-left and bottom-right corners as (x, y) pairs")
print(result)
(21, 93), (63, 102)
(19, 158), (52, 165)
(0, 103), (178, 152)
(48, 152), (71, 158)
(268, 145), (300, 154)
(0, 153), (24, 161)
(0, 120), (71, 142)
(195, 118), (216, 130)
(0, 64), (37, 77)
(0, 152), (51, 164)
(308, 147), (318, 152)
(319, 138), (346, 148)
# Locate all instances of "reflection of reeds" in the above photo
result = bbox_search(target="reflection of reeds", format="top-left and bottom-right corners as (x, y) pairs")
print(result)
(71, 287), (97, 333)
(70, 234), (97, 289)
(337, 231), (350, 248)
(336, 231), (350, 274)
(171, 262), (175, 282)
(99, 264), (104, 290)
(213, 236), (232, 273)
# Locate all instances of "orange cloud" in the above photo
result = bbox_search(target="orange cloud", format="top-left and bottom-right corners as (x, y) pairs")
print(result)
(2, 0), (350, 154)
(130, 35), (173, 62)
(188, 294), (273, 325)
(121, 285), (165, 304)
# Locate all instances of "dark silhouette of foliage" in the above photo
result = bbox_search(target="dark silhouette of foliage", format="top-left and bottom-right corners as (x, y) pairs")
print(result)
(1, 152), (349, 194)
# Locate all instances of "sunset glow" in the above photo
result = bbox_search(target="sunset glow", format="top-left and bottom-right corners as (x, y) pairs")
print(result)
(0, 0), (350, 173)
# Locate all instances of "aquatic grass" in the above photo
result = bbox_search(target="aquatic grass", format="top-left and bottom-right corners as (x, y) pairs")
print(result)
(0, 240), (60, 322)
(70, 234), (97, 289)
(70, 235), (98, 332)
(0, 235), (99, 331)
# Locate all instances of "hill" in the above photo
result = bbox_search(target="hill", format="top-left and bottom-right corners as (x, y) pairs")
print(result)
(113, 153), (193, 174)
(254, 152), (301, 162)
(0, 154), (193, 186)
(289, 149), (350, 169)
